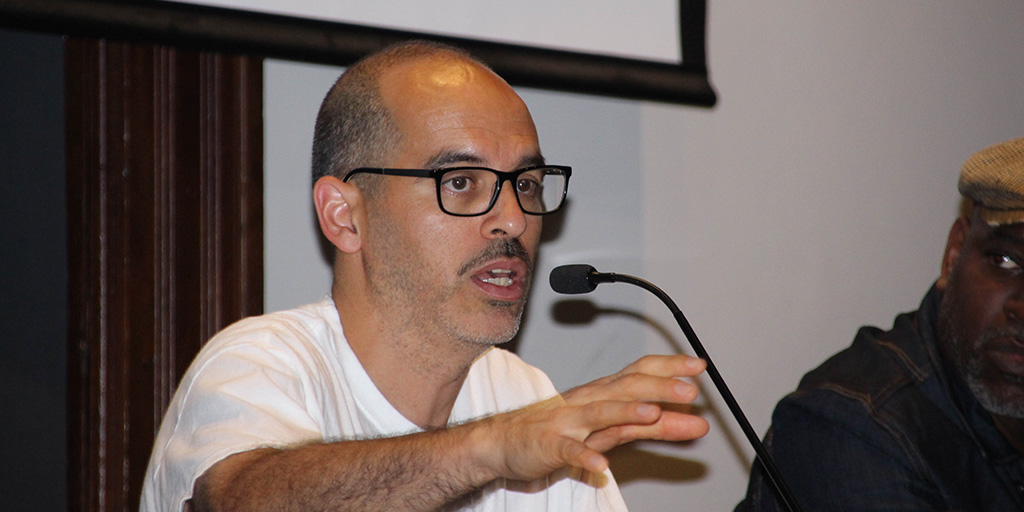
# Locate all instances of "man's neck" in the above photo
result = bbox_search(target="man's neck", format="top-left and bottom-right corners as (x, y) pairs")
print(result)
(332, 287), (486, 429)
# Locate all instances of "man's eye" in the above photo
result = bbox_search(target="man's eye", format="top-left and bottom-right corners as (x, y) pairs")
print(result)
(516, 177), (541, 196)
(443, 175), (472, 192)
(992, 254), (1021, 270)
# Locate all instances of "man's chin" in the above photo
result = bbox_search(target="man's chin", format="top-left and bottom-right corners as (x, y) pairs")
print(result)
(465, 313), (523, 347)
(968, 372), (1024, 419)
(483, 322), (523, 346)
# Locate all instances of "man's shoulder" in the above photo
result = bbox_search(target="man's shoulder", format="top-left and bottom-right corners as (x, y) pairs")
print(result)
(774, 303), (955, 444)
(193, 298), (341, 367)
(211, 298), (337, 342)
(796, 308), (933, 401)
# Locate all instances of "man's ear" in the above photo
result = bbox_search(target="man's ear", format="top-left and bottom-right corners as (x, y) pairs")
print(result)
(313, 175), (363, 254)
(937, 216), (969, 291)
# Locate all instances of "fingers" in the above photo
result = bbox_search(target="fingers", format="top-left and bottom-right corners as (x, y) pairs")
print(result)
(583, 410), (711, 452)
(562, 400), (709, 472)
(558, 437), (610, 474)
(584, 355), (705, 392)
(565, 355), (705, 407)
(569, 373), (700, 408)
(478, 399), (652, 480)
(558, 354), (709, 453)
(570, 397), (709, 449)
(482, 354), (710, 482)
(619, 354), (706, 378)
(552, 401), (666, 472)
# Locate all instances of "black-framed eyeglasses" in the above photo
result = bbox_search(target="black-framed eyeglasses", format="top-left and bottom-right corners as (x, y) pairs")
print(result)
(343, 165), (571, 217)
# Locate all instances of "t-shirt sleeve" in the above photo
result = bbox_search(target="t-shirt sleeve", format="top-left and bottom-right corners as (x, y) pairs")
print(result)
(142, 335), (326, 512)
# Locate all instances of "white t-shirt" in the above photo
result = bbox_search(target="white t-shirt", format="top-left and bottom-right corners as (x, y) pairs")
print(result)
(140, 298), (627, 511)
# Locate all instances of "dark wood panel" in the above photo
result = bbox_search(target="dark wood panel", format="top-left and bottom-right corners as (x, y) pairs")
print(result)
(66, 38), (263, 512)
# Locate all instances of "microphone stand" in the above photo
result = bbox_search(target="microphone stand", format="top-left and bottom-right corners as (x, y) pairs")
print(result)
(590, 270), (802, 512)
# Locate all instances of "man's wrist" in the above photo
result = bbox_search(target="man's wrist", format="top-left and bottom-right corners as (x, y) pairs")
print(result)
(455, 416), (507, 484)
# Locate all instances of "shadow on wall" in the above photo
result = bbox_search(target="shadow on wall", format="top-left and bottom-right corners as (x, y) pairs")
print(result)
(608, 441), (707, 485)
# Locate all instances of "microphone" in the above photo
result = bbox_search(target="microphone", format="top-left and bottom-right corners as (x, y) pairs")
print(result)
(549, 264), (607, 293)
(550, 264), (802, 512)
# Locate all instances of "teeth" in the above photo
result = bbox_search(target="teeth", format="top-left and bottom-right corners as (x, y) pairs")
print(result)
(482, 277), (513, 287)
(482, 269), (513, 287)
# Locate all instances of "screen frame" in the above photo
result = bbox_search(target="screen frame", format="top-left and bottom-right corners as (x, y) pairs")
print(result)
(0, 0), (716, 106)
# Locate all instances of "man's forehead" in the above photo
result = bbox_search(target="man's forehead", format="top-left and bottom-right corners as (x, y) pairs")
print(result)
(378, 55), (540, 167)
(380, 55), (496, 99)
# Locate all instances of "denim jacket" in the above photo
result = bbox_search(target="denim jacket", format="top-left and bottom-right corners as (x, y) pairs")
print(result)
(737, 285), (1024, 511)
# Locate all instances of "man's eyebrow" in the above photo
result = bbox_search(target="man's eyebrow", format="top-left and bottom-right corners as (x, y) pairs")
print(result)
(425, 149), (546, 170)
(517, 154), (547, 168)
(425, 150), (484, 169)
(991, 227), (1024, 245)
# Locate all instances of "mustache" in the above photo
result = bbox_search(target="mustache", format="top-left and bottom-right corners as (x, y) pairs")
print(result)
(973, 328), (1024, 350)
(458, 238), (532, 277)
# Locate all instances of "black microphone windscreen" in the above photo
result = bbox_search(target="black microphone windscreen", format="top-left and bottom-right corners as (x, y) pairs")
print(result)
(549, 264), (599, 294)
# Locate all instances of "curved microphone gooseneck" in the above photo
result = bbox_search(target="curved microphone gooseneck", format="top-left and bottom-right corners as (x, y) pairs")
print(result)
(549, 264), (802, 512)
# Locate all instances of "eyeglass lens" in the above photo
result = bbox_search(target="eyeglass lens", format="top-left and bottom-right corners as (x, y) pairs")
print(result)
(439, 168), (566, 215)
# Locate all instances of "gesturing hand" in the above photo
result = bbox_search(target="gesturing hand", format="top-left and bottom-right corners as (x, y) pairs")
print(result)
(474, 354), (709, 482)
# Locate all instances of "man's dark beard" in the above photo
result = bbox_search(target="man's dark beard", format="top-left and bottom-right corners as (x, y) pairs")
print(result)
(938, 280), (1024, 419)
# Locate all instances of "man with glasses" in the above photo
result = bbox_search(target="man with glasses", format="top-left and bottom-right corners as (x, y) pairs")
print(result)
(141, 41), (709, 512)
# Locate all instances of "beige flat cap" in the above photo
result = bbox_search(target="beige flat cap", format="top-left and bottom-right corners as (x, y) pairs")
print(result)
(958, 136), (1024, 226)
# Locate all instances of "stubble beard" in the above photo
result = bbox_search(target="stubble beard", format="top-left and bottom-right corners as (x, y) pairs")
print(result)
(938, 280), (1024, 420)
(453, 237), (533, 344)
(363, 208), (533, 349)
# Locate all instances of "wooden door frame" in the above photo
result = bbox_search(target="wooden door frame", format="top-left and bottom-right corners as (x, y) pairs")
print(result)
(65, 38), (263, 511)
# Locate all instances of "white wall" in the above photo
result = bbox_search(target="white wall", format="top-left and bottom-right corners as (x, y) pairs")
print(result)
(264, 2), (1024, 510)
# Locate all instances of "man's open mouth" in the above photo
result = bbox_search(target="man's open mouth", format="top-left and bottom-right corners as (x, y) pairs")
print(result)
(479, 269), (513, 287)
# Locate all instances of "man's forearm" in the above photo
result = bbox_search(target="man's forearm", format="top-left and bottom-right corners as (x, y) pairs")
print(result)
(188, 354), (709, 512)
(191, 423), (495, 512)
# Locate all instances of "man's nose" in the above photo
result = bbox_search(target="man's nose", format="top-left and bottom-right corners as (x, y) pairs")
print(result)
(481, 184), (527, 239)
(1006, 285), (1024, 322)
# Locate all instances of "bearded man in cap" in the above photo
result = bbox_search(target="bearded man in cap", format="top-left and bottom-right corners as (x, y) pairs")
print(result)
(739, 137), (1024, 511)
